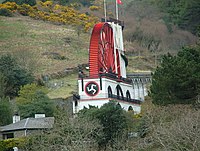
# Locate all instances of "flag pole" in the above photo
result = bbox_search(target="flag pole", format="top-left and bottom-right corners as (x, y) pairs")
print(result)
(104, 0), (107, 22)
(116, 0), (118, 20)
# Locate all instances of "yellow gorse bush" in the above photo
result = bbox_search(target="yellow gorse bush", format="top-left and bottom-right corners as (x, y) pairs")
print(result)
(0, 2), (17, 11)
(53, 4), (61, 10)
(17, 4), (34, 16)
(89, 5), (101, 11)
(42, 0), (53, 7)
(0, 1), (98, 32)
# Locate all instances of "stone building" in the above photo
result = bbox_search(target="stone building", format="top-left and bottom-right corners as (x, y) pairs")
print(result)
(0, 115), (54, 140)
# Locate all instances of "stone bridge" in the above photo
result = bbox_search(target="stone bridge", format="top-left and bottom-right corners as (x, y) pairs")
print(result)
(127, 72), (152, 101)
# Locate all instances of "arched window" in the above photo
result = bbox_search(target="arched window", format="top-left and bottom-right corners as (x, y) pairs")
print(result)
(116, 85), (124, 100)
(117, 103), (121, 108)
(126, 91), (131, 101)
(128, 106), (133, 111)
(108, 86), (112, 98)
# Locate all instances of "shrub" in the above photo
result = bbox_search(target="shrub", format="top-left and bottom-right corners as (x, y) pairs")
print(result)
(16, 83), (55, 119)
(0, 2), (17, 10)
(89, 5), (100, 11)
(0, 138), (26, 151)
(0, 8), (13, 16)
(3, 0), (36, 6)
(23, 110), (102, 151)
(17, 4), (33, 16)
(0, 1), (98, 32)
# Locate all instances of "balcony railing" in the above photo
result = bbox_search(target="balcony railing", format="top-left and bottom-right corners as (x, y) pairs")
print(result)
(76, 93), (142, 105)
(108, 94), (141, 105)
(99, 73), (132, 84)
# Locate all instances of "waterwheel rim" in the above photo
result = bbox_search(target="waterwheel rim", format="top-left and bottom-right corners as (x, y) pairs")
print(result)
(89, 22), (120, 78)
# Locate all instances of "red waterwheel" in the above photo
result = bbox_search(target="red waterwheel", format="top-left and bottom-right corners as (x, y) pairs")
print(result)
(89, 23), (121, 78)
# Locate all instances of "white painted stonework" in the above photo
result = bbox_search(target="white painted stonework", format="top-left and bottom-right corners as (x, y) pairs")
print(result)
(73, 77), (141, 114)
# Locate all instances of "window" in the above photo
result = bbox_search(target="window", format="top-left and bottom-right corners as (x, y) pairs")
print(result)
(126, 91), (131, 101)
(128, 106), (133, 111)
(108, 86), (112, 97)
(116, 85), (124, 100)
(3, 133), (14, 139)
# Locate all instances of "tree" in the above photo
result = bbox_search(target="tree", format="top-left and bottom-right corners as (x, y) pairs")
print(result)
(0, 73), (7, 98)
(16, 83), (55, 119)
(177, 0), (200, 34)
(23, 109), (102, 151)
(150, 45), (200, 105)
(154, 0), (200, 34)
(96, 101), (127, 148)
(79, 101), (128, 149)
(0, 54), (34, 97)
(0, 97), (13, 126)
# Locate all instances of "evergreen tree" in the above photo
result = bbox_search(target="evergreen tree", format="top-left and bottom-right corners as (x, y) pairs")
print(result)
(0, 97), (13, 126)
(150, 46), (200, 105)
(0, 54), (34, 97)
(0, 73), (6, 98)
(154, 0), (200, 34)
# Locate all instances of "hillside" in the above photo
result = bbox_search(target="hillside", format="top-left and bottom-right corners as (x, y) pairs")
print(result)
(0, 0), (198, 98)
(0, 16), (90, 76)
(0, 0), (198, 73)
(0, 1), (199, 150)
(122, 0), (198, 72)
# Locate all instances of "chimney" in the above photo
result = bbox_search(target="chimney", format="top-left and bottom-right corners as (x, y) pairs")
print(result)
(13, 114), (20, 123)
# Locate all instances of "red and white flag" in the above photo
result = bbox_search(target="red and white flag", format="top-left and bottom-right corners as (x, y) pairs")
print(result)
(117, 0), (122, 4)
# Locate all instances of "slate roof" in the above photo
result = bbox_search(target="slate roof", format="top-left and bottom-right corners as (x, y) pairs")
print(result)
(0, 117), (54, 132)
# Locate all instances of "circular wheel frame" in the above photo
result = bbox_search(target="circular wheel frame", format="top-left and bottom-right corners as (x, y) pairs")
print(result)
(89, 23), (120, 77)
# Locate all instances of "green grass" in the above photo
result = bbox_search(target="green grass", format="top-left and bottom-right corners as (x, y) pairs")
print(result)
(0, 16), (83, 99)
(0, 19), (28, 40)
(127, 56), (155, 73)
(0, 16), (90, 76)
(47, 74), (77, 99)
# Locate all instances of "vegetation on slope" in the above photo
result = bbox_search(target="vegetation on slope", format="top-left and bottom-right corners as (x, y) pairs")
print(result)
(16, 83), (56, 118)
(153, 0), (200, 35)
(1, 100), (199, 151)
(0, 16), (90, 75)
(0, 97), (13, 126)
(0, 0), (198, 73)
(0, 1), (98, 31)
(132, 99), (200, 151)
(118, 0), (198, 72)
(0, 0), (199, 98)
(150, 45), (200, 105)
(20, 101), (133, 151)
(3, 0), (36, 6)
(0, 54), (34, 97)
(0, 0), (199, 151)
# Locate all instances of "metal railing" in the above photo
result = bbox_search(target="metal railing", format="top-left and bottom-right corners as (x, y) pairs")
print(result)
(100, 73), (132, 84)
(78, 92), (142, 105)
(108, 94), (141, 104)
